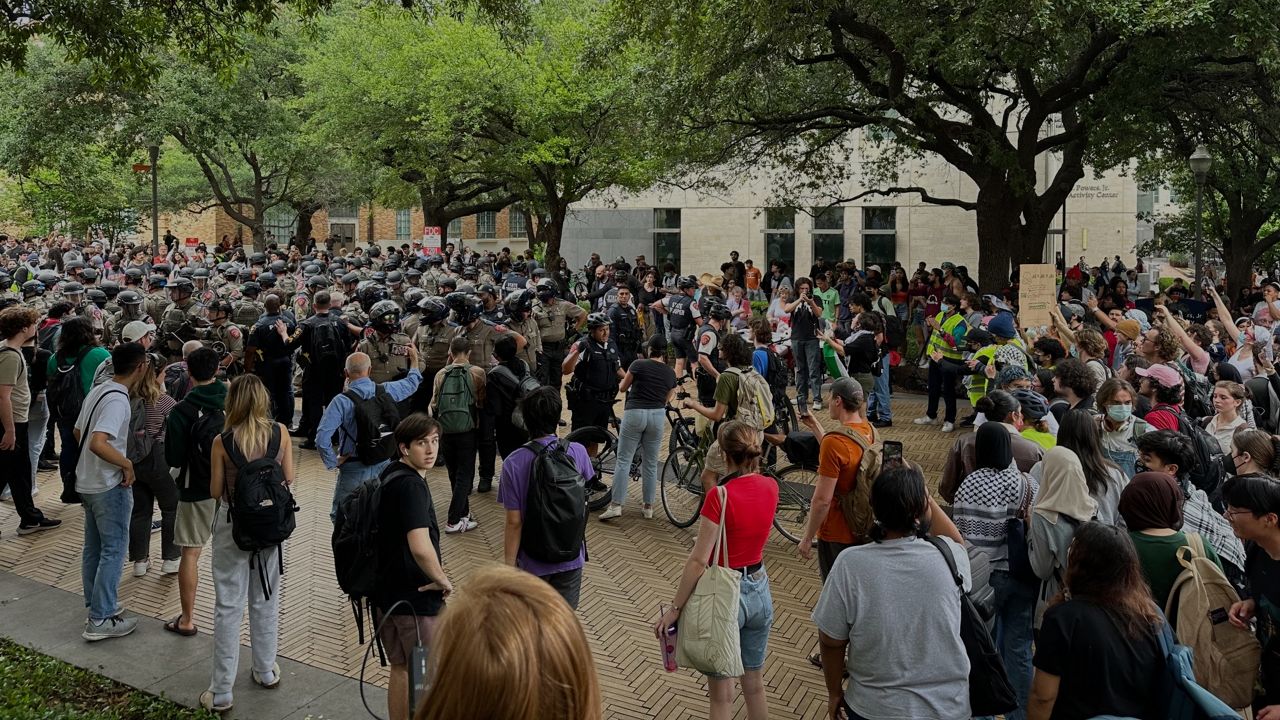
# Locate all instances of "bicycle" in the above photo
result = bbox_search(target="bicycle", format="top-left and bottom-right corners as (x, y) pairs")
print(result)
(565, 408), (642, 512)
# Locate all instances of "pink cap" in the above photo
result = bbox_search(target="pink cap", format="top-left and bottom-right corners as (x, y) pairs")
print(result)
(1134, 363), (1183, 388)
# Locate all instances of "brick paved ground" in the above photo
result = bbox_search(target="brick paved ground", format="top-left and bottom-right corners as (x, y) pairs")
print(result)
(0, 393), (967, 720)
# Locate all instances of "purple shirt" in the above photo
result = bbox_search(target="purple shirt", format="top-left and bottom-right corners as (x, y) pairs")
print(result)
(497, 435), (593, 576)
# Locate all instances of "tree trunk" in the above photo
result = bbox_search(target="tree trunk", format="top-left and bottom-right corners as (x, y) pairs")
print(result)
(540, 203), (569, 273)
(251, 221), (266, 252)
(293, 202), (319, 253)
(973, 186), (1047, 293)
(421, 205), (453, 251)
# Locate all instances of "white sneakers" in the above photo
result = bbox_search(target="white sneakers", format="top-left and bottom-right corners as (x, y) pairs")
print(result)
(599, 505), (623, 521)
(812, 400), (823, 411)
(913, 416), (939, 425)
(942, 422), (956, 433)
(132, 560), (149, 577)
(444, 517), (478, 534)
(161, 559), (180, 575)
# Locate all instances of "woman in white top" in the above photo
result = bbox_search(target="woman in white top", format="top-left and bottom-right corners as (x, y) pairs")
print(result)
(766, 286), (792, 328)
(725, 285), (752, 331)
(1205, 380), (1249, 455)
(1253, 280), (1280, 330)
(1206, 284), (1260, 380)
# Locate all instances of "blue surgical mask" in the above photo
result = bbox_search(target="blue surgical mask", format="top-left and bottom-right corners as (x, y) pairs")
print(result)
(940, 303), (952, 313)
(1106, 403), (1133, 422)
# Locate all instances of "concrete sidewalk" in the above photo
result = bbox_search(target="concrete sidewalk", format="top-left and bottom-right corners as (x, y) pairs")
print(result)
(0, 569), (385, 720)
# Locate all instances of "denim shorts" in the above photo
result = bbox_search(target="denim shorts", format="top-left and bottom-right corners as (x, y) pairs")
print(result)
(709, 568), (773, 677)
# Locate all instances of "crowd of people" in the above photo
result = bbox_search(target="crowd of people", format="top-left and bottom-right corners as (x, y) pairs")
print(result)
(5, 231), (1280, 719)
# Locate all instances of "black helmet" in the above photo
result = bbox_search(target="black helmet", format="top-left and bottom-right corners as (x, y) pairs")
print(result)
(149, 275), (168, 289)
(368, 245), (382, 258)
(405, 268), (422, 280)
(384, 258), (400, 271)
(86, 289), (108, 306)
(257, 272), (276, 288)
(249, 252), (267, 265)
(328, 262), (345, 277)
(535, 278), (558, 301)
(80, 268), (99, 282)
(305, 275), (329, 291)
(387, 270), (404, 285)
(371, 271), (387, 284)
(403, 288), (426, 308)
(676, 275), (697, 290)
(177, 267), (194, 279)
(340, 271), (360, 286)
(64, 260), (85, 273)
(427, 254), (445, 266)
(208, 300), (235, 317)
(270, 260), (286, 274)
(445, 291), (482, 324)
(217, 262), (234, 276)
(237, 268), (253, 282)
(353, 256), (367, 269)
(21, 280), (43, 297)
(61, 281), (85, 295)
(703, 301), (732, 321)
(419, 296), (449, 324)
(449, 259), (464, 274)
(438, 277), (457, 291)
(477, 283), (499, 298)
(169, 277), (194, 295)
(125, 267), (144, 282)
(369, 300), (402, 333)
(36, 270), (58, 287)
(153, 263), (172, 276)
(240, 282), (261, 297)
(512, 260), (528, 275)
(461, 266), (479, 280)
(504, 289), (534, 316)
(587, 312), (611, 330)
(192, 267), (210, 279)
(99, 280), (120, 299)
(359, 284), (391, 312)
(118, 290), (143, 306)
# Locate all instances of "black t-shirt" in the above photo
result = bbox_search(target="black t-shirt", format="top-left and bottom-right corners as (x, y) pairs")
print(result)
(1033, 600), (1164, 720)
(790, 294), (822, 340)
(625, 358), (677, 411)
(373, 462), (445, 616)
(1245, 541), (1280, 652)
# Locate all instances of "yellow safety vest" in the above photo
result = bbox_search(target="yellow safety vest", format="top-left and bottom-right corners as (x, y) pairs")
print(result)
(927, 312), (967, 360)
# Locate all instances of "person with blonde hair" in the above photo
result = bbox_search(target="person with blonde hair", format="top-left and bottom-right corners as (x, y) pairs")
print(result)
(200, 374), (294, 713)
(1206, 380), (1250, 455)
(654, 420), (779, 720)
(416, 564), (601, 720)
(125, 354), (178, 577)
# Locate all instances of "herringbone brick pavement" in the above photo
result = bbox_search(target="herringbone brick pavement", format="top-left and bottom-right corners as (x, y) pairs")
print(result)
(0, 394), (966, 720)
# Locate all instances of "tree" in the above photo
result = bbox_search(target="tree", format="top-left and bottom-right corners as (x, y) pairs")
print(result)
(616, 0), (1265, 292)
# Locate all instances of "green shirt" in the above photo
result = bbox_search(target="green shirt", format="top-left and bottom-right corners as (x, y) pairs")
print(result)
(814, 287), (839, 322)
(1020, 428), (1057, 450)
(47, 346), (111, 398)
(713, 367), (741, 417)
(1130, 531), (1223, 609)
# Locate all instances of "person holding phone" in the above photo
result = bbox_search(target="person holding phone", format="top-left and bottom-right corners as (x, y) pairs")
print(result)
(784, 277), (824, 417)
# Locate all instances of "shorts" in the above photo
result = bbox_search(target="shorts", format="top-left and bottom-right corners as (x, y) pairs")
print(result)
(174, 498), (218, 548)
(706, 568), (772, 678)
(373, 608), (436, 666)
(703, 430), (765, 478)
(671, 333), (695, 361)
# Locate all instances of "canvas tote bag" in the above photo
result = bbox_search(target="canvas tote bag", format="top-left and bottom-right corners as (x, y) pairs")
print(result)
(675, 486), (744, 676)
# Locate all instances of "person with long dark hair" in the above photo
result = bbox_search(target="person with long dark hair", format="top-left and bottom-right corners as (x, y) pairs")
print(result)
(1034, 409), (1126, 525)
(48, 315), (110, 503)
(1027, 523), (1166, 719)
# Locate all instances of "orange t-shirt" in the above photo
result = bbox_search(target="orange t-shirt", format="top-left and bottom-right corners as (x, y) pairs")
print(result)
(744, 266), (762, 290)
(817, 420), (875, 544)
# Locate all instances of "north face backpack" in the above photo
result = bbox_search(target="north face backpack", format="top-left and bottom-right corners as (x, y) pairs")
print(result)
(833, 425), (884, 542)
(344, 386), (401, 465)
(520, 439), (588, 564)
(724, 366), (775, 430)
(222, 425), (297, 600)
(491, 364), (542, 432)
(1164, 533), (1260, 709)
(435, 364), (476, 435)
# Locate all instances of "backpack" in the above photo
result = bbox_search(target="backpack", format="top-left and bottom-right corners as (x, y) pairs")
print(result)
(47, 348), (88, 421)
(1158, 617), (1248, 720)
(163, 362), (192, 402)
(307, 315), (345, 371)
(832, 424), (883, 541)
(1164, 533), (1260, 709)
(1087, 357), (1115, 382)
(520, 439), (587, 564)
(125, 397), (166, 479)
(491, 364), (541, 432)
(222, 425), (296, 600)
(1155, 404), (1227, 499)
(1172, 359), (1214, 419)
(184, 405), (225, 495)
(880, 311), (906, 350)
(762, 348), (788, 398)
(343, 386), (401, 465)
(435, 365), (476, 435)
(724, 367), (775, 430)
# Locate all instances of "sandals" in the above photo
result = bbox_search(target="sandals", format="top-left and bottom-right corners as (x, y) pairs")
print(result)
(163, 617), (198, 637)
(199, 691), (232, 714)
(252, 662), (281, 689)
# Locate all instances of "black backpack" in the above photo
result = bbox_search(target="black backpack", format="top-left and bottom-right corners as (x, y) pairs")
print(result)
(47, 348), (89, 421)
(223, 425), (297, 600)
(763, 348), (788, 398)
(307, 315), (346, 372)
(880, 311), (906, 350)
(1156, 404), (1227, 500)
(1172, 360), (1214, 419)
(183, 405), (225, 496)
(343, 386), (400, 465)
(520, 439), (588, 563)
(491, 364), (541, 431)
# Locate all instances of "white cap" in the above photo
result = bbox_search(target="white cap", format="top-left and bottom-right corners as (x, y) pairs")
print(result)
(122, 321), (156, 343)
(867, 265), (882, 273)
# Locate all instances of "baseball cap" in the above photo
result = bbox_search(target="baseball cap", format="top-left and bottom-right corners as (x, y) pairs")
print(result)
(867, 265), (881, 273)
(1134, 363), (1183, 388)
(1010, 389), (1049, 421)
(122, 321), (156, 343)
(828, 376), (864, 408)
(986, 312), (1017, 339)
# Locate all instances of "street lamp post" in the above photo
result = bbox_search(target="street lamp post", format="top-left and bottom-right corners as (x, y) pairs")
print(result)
(1190, 144), (1213, 299)
(148, 144), (160, 258)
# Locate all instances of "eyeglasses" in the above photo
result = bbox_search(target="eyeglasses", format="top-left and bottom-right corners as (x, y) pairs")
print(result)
(1223, 509), (1254, 520)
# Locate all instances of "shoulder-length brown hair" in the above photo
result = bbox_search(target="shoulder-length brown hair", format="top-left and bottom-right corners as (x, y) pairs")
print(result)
(416, 565), (601, 720)
(1053, 521), (1160, 639)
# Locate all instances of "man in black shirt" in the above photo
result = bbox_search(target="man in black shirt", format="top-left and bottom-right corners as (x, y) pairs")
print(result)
(373, 414), (451, 720)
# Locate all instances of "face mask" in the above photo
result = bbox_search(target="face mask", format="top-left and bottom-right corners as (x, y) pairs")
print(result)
(940, 303), (952, 313)
(1106, 403), (1133, 422)
(1240, 332), (1249, 344)
(1068, 346), (1080, 358)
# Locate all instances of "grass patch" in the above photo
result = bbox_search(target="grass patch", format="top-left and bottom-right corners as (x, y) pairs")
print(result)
(0, 638), (214, 719)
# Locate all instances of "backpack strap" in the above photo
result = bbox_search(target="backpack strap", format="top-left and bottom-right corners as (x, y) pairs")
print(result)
(264, 423), (282, 463)
(221, 429), (250, 470)
(925, 536), (964, 588)
(76, 388), (129, 467)
(1177, 533), (1207, 570)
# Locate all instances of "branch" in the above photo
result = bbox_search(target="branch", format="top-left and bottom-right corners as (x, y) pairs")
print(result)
(842, 186), (977, 211)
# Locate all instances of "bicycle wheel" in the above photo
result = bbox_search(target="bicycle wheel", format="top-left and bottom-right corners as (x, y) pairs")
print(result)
(771, 464), (818, 543)
(667, 417), (697, 455)
(660, 447), (704, 528)
(774, 396), (798, 436)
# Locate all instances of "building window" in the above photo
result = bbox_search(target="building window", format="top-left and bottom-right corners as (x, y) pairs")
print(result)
(812, 206), (845, 265)
(509, 207), (526, 238)
(653, 208), (681, 271)
(263, 206), (297, 246)
(765, 208), (795, 275)
(477, 211), (496, 239)
(447, 218), (462, 239)
(395, 209), (411, 243)
(328, 203), (358, 219)
(861, 207), (897, 269)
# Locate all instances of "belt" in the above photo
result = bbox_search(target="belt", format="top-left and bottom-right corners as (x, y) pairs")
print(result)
(733, 562), (763, 575)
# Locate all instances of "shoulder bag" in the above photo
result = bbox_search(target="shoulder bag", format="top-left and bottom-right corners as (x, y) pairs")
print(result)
(675, 486), (744, 677)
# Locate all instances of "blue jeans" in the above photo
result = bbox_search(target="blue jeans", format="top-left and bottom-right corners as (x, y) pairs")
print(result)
(793, 338), (823, 411)
(611, 407), (664, 506)
(81, 484), (133, 622)
(1104, 447), (1138, 482)
(329, 460), (388, 522)
(867, 355), (892, 421)
(976, 570), (1037, 720)
(28, 393), (48, 488)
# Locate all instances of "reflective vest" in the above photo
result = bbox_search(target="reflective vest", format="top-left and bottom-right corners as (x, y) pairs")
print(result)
(927, 311), (967, 361)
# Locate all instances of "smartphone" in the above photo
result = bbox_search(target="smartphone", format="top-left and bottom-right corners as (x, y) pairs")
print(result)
(882, 441), (904, 463)
(658, 604), (678, 672)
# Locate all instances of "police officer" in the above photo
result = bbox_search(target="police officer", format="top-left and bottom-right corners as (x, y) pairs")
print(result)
(502, 260), (529, 294)
(192, 267), (215, 309)
(110, 290), (151, 341)
(651, 275), (699, 380)
(404, 267), (423, 293)
(607, 285), (641, 371)
(145, 274), (169, 323)
(504, 289), (542, 374)
(85, 288), (115, 347)
(411, 296), (453, 411)
(204, 300), (245, 377)
(233, 282), (266, 329)
(271, 260), (297, 296)
(358, 300), (415, 384)
(21, 280), (50, 316)
(286, 291), (352, 448)
(387, 270), (406, 305)
(533, 278), (586, 390)
(399, 288), (428, 339)
(693, 300), (733, 411)
(159, 277), (205, 360)
(244, 294), (296, 426)
(563, 312), (623, 433)
(478, 284), (507, 325)
(423, 255), (446, 295)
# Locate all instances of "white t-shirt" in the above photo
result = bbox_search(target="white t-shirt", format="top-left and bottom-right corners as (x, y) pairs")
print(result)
(74, 380), (131, 494)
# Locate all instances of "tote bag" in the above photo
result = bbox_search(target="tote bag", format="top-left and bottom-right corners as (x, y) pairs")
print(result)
(675, 486), (744, 677)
